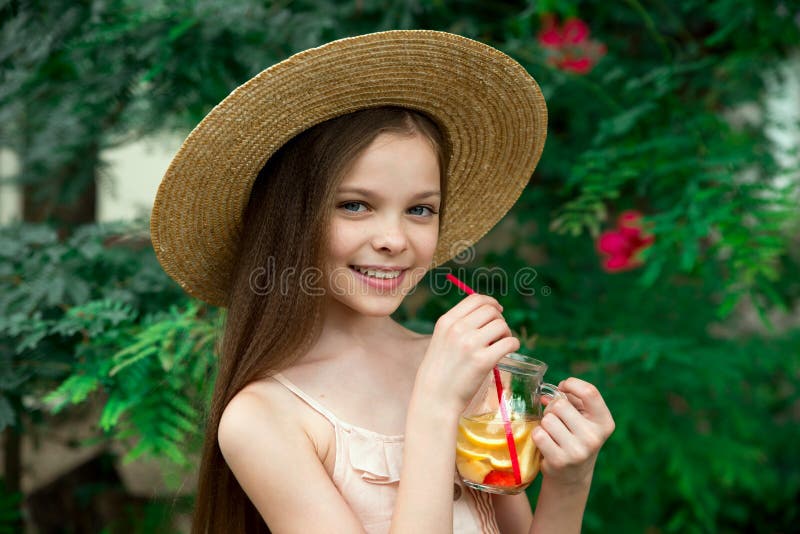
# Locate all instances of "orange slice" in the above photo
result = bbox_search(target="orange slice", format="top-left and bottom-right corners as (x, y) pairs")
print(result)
(456, 441), (490, 462)
(456, 456), (493, 484)
(458, 414), (534, 449)
(487, 448), (513, 470)
(517, 433), (541, 481)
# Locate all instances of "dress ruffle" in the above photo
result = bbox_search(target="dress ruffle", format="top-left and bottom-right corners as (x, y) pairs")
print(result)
(347, 429), (404, 484)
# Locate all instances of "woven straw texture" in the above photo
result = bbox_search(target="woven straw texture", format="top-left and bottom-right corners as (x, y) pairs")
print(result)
(150, 29), (547, 307)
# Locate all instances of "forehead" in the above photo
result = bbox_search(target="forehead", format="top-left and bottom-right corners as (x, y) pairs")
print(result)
(337, 132), (441, 193)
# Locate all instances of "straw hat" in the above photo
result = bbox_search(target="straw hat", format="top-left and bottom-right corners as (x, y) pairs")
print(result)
(150, 29), (547, 307)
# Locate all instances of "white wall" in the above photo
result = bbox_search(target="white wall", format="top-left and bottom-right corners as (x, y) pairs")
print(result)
(0, 132), (185, 225)
(98, 133), (186, 223)
(765, 50), (800, 191)
(0, 147), (21, 225)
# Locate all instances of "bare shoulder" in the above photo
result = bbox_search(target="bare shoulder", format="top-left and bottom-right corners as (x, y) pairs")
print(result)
(217, 381), (301, 479)
(218, 379), (366, 532)
(219, 378), (300, 443)
(218, 377), (330, 466)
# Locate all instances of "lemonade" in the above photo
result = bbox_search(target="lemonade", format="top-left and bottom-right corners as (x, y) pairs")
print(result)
(455, 412), (541, 491)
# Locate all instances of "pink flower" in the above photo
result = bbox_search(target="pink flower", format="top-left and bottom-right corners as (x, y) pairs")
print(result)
(596, 210), (654, 273)
(602, 254), (636, 272)
(560, 57), (592, 74)
(597, 231), (632, 256)
(562, 19), (590, 45)
(538, 25), (563, 47)
(537, 15), (606, 75)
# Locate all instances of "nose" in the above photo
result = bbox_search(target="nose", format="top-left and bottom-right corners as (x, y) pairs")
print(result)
(371, 215), (409, 254)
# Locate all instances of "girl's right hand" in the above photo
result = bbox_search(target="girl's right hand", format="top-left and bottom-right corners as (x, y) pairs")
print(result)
(415, 293), (520, 415)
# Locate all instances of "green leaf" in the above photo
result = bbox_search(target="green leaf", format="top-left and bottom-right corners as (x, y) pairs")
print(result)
(42, 374), (100, 413)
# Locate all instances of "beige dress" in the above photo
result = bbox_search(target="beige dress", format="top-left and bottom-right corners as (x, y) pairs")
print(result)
(270, 372), (501, 533)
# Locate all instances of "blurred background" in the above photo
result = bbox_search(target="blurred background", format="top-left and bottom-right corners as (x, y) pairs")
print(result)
(1, 1), (799, 532)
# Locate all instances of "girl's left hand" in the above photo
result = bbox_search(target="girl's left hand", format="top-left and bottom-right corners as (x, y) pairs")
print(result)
(531, 377), (615, 487)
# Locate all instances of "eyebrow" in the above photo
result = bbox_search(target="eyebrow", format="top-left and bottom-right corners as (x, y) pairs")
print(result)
(336, 187), (441, 200)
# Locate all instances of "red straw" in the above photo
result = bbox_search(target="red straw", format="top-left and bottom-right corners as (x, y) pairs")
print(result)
(445, 274), (522, 485)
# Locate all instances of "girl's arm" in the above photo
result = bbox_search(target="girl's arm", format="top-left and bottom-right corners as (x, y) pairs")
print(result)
(528, 377), (615, 534)
(491, 378), (613, 534)
(390, 292), (520, 534)
(389, 375), (461, 533)
(492, 478), (592, 534)
(528, 476), (592, 534)
(219, 386), (370, 533)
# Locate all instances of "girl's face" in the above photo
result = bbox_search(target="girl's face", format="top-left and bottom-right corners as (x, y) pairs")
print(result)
(325, 132), (441, 317)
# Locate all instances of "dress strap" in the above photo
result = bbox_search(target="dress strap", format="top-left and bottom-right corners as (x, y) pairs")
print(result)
(270, 372), (341, 428)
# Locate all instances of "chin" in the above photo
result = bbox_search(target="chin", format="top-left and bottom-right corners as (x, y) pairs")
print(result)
(348, 297), (404, 317)
(359, 307), (398, 318)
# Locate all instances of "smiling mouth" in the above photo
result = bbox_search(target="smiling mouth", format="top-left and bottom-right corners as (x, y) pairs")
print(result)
(348, 265), (407, 279)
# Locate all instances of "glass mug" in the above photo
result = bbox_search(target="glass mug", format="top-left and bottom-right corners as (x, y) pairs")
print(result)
(456, 353), (565, 495)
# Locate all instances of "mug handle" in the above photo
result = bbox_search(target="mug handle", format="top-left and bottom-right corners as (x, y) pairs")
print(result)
(538, 382), (567, 411)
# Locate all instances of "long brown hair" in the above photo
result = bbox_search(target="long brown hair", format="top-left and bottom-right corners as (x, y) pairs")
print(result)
(191, 106), (449, 533)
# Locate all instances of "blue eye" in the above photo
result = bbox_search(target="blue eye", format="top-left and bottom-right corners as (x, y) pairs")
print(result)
(409, 206), (437, 217)
(341, 201), (367, 213)
(338, 202), (437, 217)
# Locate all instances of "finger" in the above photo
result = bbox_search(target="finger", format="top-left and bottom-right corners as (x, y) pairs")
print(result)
(544, 394), (594, 442)
(440, 293), (502, 323)
(544, 391), (586, 412)
(531, 424), (564, 464)
(460, 303), (503, 330)
(479, 335), (520, 363)
(541, 395), (564, 408)
(557, 377), (611, 421)
(541, 394), (572, 412)
(476, 318), (513, 346)
(539, 412), (573, 448)
(560, 391), (585, 411)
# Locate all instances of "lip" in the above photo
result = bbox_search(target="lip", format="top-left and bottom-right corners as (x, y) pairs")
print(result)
(350, 264), (409, 271)
(349, 265), (407, 290)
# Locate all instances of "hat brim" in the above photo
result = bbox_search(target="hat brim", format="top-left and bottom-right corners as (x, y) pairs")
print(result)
(151, 29), (547, 307)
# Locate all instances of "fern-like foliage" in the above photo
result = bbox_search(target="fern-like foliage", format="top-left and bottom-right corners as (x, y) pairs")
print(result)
(43, 300), (220, 468)
(0, 221), (203, 496)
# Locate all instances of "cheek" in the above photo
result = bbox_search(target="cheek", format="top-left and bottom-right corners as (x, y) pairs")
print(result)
(328, 222), (357, 258)
(418, 227), (439, 259)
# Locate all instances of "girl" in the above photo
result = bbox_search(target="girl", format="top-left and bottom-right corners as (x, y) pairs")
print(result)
(150, 31), (615, 534)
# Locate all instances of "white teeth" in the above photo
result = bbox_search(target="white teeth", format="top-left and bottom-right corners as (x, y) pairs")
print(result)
(352, 266), (402, 279)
